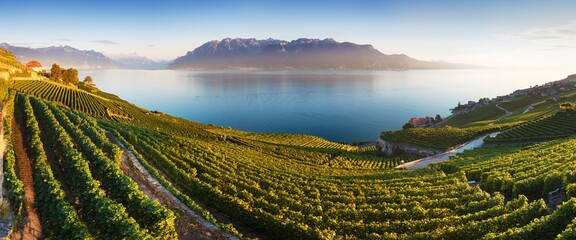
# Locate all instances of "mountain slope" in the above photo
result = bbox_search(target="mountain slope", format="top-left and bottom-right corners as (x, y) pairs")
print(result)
(168, 38), (471, 70)
(0, 43), (121, 69)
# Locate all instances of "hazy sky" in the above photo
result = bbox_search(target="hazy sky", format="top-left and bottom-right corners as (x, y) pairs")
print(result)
(2, 0), (576, 70)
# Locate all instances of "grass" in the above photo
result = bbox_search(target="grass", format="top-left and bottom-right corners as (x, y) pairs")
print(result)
(444, 88), (576, 127)
(498, 95), (543, 115)
(443, 103), (505, 127)
(497, 98), (559, 123)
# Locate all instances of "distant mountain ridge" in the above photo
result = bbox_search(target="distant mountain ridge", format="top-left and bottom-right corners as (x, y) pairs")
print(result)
(169, 38), (471, 70)
(107, 53), (168, 69)
(0, 39), (473, 71)
(0, 43), (121, 69)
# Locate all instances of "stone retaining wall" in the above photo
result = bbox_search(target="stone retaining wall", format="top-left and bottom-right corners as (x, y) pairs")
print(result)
(378, 138), (442, 157)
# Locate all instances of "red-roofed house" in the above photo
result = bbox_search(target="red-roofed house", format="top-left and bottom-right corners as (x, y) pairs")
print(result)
(408, 117), (433, 128)
(25, 61), (43, 72)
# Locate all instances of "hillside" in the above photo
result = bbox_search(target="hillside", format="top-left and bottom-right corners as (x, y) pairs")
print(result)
(0, 48), (27, 77)
(380, 74), (576, 155)
(168, 38), (471, 70)
(0, 43), (121, 69)
(0, 48), (44, 81)
(2, 48), (576, 239)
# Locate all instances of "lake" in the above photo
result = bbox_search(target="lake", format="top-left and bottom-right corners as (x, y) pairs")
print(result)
(80, 69), (569, 143)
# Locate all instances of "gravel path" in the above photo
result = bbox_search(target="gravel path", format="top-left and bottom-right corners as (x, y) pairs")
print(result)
(110, 134), (237, 240)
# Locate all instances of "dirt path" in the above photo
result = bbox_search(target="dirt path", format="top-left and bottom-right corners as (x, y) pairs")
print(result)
(110, 134), (236, 240)
(11, 108), (42, 239)
(0, 111), (6, 194)
(495, 103), (512, 115)
(522, 105), (533, 114)
(488, 104), (513, 125)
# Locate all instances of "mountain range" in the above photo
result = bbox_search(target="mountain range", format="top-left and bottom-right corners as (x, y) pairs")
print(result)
(107, 53), (170, 69)
(168, 38), (471, 70)
(0, 39), (472, 70)
(0, 43), (121, 69)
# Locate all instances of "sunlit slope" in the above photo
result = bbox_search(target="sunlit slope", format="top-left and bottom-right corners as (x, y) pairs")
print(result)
(439, 137), (576, 197)
(17, 79), (572, 239)
(209, 129), (357, 151)
(485, 111), (576, 144)
(0, 48), (27, 74)
(443, 82), (576, 128)
(8, 79), (216, 138)
(5, 68), (576, 239)
(102, 117), (576, 239)
(380, 77), (576, 153)
(380, 124), (512, 151)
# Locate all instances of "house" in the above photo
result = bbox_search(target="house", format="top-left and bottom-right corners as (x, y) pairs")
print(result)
(408, 117), (433, 128)
(25, 61), (43, 72)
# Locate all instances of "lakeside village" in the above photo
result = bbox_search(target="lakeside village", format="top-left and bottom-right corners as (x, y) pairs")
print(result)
(404, 74), (576, 129)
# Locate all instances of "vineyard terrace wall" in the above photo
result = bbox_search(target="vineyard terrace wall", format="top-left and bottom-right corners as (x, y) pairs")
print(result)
(378, 138), (443, 157)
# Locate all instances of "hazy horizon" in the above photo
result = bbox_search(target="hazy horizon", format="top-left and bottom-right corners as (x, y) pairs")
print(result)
(2, 0), (576, 72)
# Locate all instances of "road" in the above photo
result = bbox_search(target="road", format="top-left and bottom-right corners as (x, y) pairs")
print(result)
(395, 132), (499, 169)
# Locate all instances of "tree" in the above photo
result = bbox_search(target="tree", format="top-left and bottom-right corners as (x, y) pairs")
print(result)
(435, 114), (443, 123)
(67, 68), (79, 85)
(84, 76), (93, 85)
(60, 68), (79, 85)
(50, 64), (62, 81)
(61, 69), (70, 84)
(402, 123), (414, 130)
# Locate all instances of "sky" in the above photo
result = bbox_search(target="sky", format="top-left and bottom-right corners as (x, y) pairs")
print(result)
(1, 0), (576, 70)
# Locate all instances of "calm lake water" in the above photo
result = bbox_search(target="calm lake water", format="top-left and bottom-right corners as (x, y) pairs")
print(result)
(80, 69), (569, 143)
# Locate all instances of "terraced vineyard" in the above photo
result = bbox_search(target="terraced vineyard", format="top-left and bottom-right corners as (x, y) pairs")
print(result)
(10, 80), (131, 119)
(380, 124), (514, 151)
(336, 148), (419, 169)
(2, 94), (25, 220)
(485, 111), (576, 143)
(210, 129), (357, 151)
(441, 103), (506, 127)
(4, 78), (576, 239)
(439, 137), (576, 198)
(208, 129), (412, 169)
(9, 94), (177, 239)
(9, 79), (214, 139)
(99, 116), (576, 239)
(245, 132), (357, 151)
(2, 47), (576, 239)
